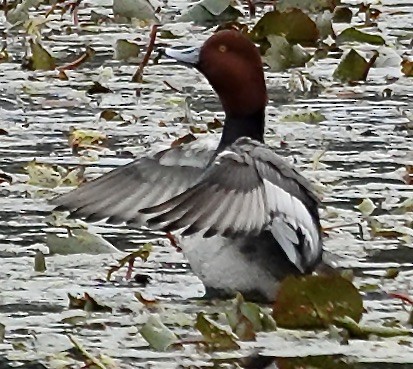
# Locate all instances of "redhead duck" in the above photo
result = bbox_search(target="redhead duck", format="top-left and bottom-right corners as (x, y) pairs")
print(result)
(51, 30), (323, 302)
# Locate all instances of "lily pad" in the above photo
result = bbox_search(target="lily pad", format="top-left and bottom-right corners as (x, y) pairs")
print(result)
(27, 40), (56, 71)
(276, 0), (340, 12)
(114, 39), (140, 60)
(264, 35), (311, 72)
(333, 49), (375, 83)
(178, 0), (242, 25)
(336, 27), (385, 45)
(250, 9), (319, 46)
(273, 275), (363, 329)
(140, 315), (178, 351)
(46, 229), (119, 255)
(113, 0), (157, 20)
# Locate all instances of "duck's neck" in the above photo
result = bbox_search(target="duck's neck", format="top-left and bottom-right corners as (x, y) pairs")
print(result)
(217, 109), (265, 152)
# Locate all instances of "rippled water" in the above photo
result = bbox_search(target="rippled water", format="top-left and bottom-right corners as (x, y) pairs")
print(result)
(0, 0), (413, 367)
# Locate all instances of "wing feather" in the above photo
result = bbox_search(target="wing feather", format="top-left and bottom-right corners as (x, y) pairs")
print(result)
(50, 142), (216, 226)
(142, 137), (323, 270)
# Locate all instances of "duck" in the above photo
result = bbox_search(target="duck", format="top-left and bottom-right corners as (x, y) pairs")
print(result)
(51, 30), (324, 302)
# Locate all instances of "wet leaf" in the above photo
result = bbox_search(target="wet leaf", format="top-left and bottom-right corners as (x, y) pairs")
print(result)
(87, 82), (113, 94)
(46, 229), (119, 255)
(25, 160), (62, 188)
(333, 49), (376, 83)
(179, 0), (242, 25)
(384, 267), (399, 279)
(0, 47), (9, 63)
(337, 27), (385, 45)
(135, 292), (158, 308)
(334, 316), (413, 338)
(333, 6), (353, 23)
(263, 35), (311, 72)
(273, 275), (363, 329)
(113, 0), (157, 20)
(250, 9), (319, 46)
(24, 16), (49, 37)
(401, 59), (413, 77)
(190, 125), (207, 134)
(195, 312), (240, 350)
(226, 293), (276, 341)
(34, 250), (46, 272)
(276, 0), (339, 12)
(171, 133), (197, 147)
(356, 198), (376, 216)
(100, 109), (123, 121)
(0, 323), (5, 343)
(140, 315), (178, 351)
(27, 40), (56, 71)
(281, 110), (326, 124)
(69, 334), (112, 369)
(114, 39), (140, 60)
(68, 293), (112, 313)
(68, 128), (107, 150)
(158, 30), (183, 39)
(25, 162), (83, 188)
(6, 0), (43, 24)
(207, 118), (223, 131)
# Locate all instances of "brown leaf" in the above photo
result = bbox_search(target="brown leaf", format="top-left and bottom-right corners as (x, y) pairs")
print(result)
(171, 133), (197, 147)
(402, 59), (413, 77)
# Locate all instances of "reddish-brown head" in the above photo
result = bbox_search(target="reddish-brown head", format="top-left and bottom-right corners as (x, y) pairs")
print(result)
(165, 30), (267, 118)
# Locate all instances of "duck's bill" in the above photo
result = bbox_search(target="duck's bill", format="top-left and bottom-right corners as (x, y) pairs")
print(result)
(164, 46), (200, 66)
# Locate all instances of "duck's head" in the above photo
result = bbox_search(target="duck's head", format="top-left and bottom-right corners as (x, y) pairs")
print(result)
(165, 30), (267, 118)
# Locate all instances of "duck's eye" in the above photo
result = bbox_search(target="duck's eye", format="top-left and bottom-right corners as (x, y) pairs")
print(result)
(218, 45), (227, 53)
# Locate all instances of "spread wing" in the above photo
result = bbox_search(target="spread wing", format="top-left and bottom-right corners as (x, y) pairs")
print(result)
(50, 140), (216, 226)
(142, 137), (322, 272)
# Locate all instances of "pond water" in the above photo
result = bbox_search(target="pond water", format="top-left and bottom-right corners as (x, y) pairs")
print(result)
(0, 0), (413, 368)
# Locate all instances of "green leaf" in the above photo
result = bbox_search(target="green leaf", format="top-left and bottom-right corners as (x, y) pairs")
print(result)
(273, 275), (363, 329)
(335, 316), (413, 338)
(355, 198), (376, 216)
(113, 0), (157, 20)
(250, 9), (319, 46)
(333, 49), (372, 82)
(337, 27), (385, 45)
(195, 312), (239, 350)
(114, 39), (140, 60)
(276, 0), (340, 12)
(140, 315), (178, 351)
(281, 110), (326, 124)
(28, 40), (56, 71)
(264, 35), (311, 72)
(34, 250), (46, 272)
(46, 229), (119, 255)
(226, 294), (276, 341)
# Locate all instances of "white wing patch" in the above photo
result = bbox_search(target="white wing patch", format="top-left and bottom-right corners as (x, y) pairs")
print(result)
(263, 179), (320, 271)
